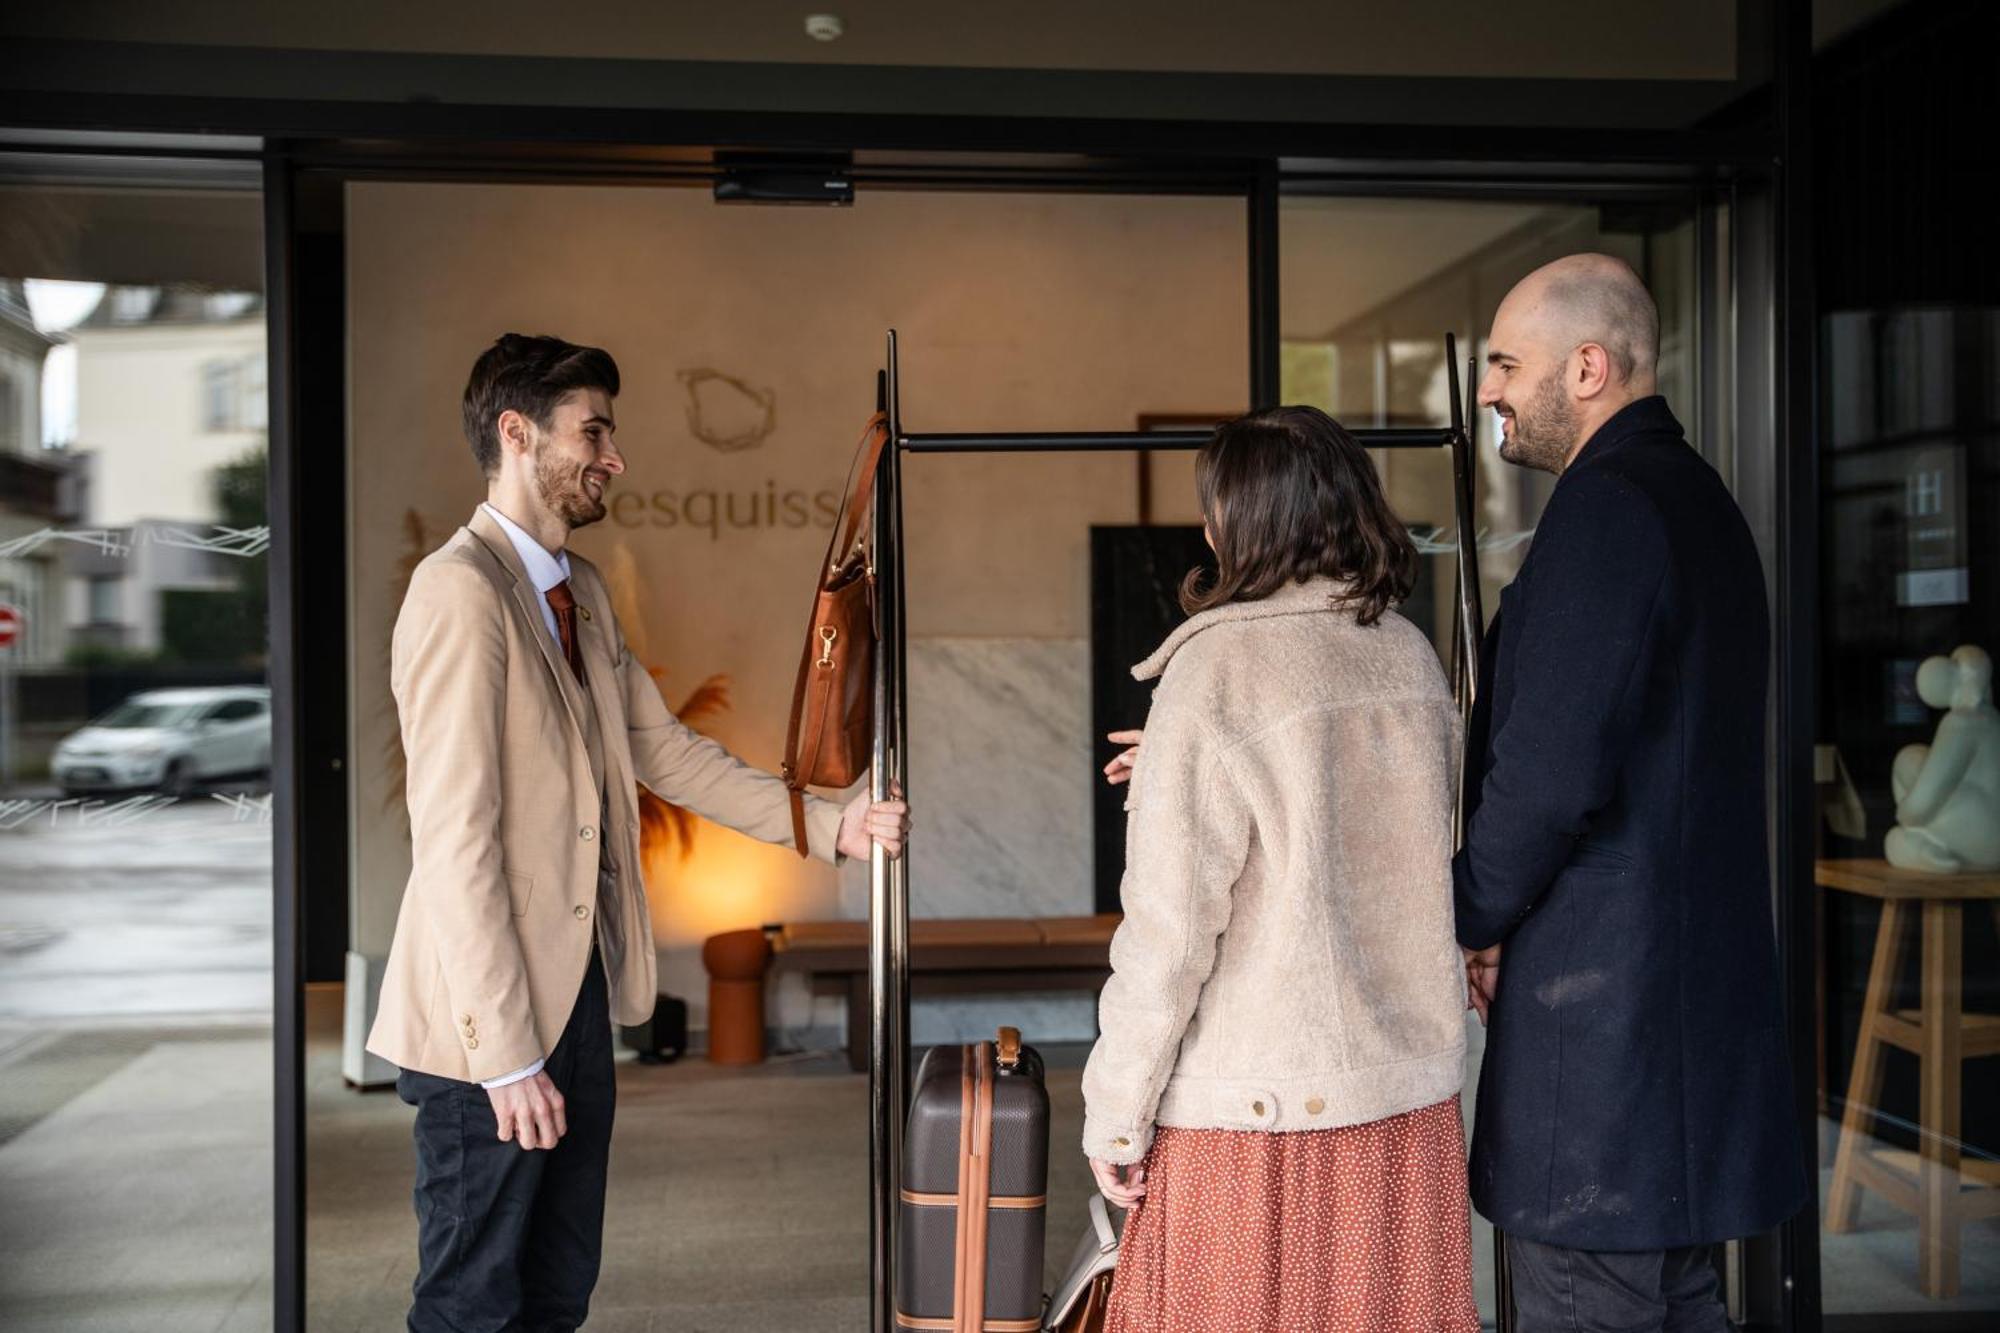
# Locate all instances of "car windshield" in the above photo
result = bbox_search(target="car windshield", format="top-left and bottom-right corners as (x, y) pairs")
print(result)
(93, 700), (204, 729)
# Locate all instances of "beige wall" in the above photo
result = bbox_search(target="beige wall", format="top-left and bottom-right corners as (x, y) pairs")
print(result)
(346, 182), (1243, 1004)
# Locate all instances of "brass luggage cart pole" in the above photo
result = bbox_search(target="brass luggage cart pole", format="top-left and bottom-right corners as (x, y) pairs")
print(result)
(865, 330), (1486, 1332)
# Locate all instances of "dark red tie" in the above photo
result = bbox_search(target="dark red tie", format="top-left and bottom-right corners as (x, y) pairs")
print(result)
(543, 580), (585, 683)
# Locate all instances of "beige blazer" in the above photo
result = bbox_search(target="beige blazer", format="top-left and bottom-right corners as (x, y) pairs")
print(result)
(367, 506), (844, 1082)
(1081, 577), (1467, 1164)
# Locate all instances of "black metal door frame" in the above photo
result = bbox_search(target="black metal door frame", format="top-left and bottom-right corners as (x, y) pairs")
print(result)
(0, 19), (1816, 1314)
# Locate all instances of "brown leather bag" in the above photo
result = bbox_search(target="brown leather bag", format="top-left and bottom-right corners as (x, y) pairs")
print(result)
(1042, 1192), (1121, 1332)
(1047, 1274), (1112, 1333)
(782, 411), (891, 855)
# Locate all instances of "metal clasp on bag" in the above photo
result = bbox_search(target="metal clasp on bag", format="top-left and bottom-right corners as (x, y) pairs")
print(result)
(816, 626), (838, 668)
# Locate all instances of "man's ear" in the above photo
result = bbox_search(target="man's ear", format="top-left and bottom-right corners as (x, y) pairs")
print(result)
(1572, 343), (1614, 401)
(496, 408), (534, 459)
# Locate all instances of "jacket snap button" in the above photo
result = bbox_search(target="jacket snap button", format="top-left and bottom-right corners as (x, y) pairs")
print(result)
(466, 1037), (479, 1050)
(1306, 1097), (1325, 1116)
(574, 905), (590, 920)
(580, 826), (596, 841)
(1252, 1100), (1266, 1117)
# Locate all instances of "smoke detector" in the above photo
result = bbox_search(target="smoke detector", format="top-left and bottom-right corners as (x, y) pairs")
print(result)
(805, 14), (845, 42)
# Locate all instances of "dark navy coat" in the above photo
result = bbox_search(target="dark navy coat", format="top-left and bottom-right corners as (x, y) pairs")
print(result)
(1454, 396), (1807, 1252)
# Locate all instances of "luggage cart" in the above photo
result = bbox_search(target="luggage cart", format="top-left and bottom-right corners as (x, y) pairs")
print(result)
(863, 329), (1487, 1332)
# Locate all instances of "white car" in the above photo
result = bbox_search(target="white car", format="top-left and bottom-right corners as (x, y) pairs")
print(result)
(50, 686), (272, 799)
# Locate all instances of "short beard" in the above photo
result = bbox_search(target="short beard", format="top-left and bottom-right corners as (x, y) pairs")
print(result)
(1497, 368), (1580, 475)
(533, 440), (607, 529)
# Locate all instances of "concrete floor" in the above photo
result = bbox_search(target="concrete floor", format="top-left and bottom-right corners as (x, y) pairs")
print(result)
(0, 798), (275, 1333)
(303, 990), (1097, 1332)
(5, 999), (1999, 1330)
(0, 1034), (274, 1332)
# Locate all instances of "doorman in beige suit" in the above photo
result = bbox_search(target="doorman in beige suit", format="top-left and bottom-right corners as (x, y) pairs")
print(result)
(368, 333), (908, 1332)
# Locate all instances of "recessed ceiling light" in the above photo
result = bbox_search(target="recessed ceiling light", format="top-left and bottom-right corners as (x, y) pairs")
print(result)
(805, 14), (845, 42)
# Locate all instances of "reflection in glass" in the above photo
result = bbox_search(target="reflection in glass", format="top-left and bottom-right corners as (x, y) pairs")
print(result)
(0, 183), (271, 1328)
(1281, 194), (1703, 1329)
(1817, 308), (2000, 1316)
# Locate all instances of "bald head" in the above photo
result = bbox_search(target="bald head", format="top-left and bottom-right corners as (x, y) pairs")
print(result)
(1479, 254), (1663, 473)
(1509, 254), (1660, 388)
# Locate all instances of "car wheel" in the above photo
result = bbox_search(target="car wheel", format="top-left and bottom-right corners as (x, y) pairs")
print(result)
(161, 761), (194, 801)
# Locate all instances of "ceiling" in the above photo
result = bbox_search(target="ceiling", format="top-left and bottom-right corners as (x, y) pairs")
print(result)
(5, 1), (1746, 81)
(1280, 198), (1553, 340)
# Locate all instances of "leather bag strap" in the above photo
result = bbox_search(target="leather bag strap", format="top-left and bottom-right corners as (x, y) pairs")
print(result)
(952, 1045), (976, 1330)
(957, 1042), (995, 1333)
(827, 412), (891, 576)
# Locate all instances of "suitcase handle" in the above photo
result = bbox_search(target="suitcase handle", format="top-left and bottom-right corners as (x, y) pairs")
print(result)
(995, 1026), (1022, 1072)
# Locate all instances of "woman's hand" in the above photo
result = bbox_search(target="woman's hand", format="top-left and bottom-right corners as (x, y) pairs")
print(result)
(1103, 730), (1144, 786)
(1464, 943), (1502, 1025)
(1089, 1156), (1148, 1209)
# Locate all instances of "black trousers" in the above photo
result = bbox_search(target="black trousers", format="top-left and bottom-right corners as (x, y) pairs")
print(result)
(1509, 1236), (1735, 1333)
(398, 949), (615, 1333)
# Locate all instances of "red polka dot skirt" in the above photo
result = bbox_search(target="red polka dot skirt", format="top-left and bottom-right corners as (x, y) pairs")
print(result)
(1103, 1095), (1481, 1333)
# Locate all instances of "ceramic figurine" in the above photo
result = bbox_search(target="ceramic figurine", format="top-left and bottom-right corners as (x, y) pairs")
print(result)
(1886, 645), (2000, 873)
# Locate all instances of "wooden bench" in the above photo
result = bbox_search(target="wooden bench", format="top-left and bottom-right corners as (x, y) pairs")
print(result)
(764, 914), (1121, 1070)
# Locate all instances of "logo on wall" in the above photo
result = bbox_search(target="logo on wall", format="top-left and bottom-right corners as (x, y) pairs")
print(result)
(611, 368), (835, 537)
(677, 368), (777, 453)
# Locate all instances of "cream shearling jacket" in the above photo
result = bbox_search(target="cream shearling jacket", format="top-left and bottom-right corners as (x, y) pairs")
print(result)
(1081, 576), (1467, 1165)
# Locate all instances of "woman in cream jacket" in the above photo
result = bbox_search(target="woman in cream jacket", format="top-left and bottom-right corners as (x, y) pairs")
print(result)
(1083, 405), (1478, 1332)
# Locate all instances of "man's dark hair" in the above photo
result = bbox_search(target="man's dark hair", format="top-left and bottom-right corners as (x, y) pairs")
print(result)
(1181, 405), (1418, 627)
(461, 333), (621, 476)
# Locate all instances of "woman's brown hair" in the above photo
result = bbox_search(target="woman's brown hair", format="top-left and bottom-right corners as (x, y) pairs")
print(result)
(1180, 406), (1417, 626)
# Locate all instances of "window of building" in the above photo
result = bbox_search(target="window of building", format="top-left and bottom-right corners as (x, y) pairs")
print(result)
(201, 359), (238, 432)
(0, 375), (17, 453)
(86, 574), (118, 623)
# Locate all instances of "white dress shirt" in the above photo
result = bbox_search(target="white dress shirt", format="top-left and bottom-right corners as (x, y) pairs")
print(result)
(475, 502), (573, 1091)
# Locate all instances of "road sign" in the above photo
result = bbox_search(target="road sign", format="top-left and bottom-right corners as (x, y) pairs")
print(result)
(0, 601), (16, 785)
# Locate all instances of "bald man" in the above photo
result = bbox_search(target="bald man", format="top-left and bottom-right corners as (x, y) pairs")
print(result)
(1454, 255), (1806, 1331)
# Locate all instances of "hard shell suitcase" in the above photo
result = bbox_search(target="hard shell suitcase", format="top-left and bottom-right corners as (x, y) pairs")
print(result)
(897, 1027), (1049, 1332)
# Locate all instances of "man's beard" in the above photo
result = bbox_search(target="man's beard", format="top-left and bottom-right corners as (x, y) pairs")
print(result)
(1497, 369), (1579, 475)
(534, 441), (607, 529)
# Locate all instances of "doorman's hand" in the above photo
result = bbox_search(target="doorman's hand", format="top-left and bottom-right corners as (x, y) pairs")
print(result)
(1464, 944), (1503, 1025)
(1103, 730), (1144, 786)
(488, 1071), (568, 1151)
(839, 782), (909, 860)
(1090, 1156), (1148, 1209)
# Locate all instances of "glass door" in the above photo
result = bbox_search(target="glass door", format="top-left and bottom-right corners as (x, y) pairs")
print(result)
(0, 159), (273, 1328)
(1278, 187), (1718, 1330)
(1813, 307), (2000, 1324)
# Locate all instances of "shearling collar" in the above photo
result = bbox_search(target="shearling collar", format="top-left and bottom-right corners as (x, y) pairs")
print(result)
(1133, 576), (1355, 681)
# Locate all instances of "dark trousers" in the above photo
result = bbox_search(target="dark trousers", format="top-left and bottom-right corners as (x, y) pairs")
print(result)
(398, 950), (615, 1333)
(1509, 1236), (1735, 1333)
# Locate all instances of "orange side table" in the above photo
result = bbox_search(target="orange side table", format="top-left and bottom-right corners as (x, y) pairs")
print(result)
(702, 928), (773, 1066)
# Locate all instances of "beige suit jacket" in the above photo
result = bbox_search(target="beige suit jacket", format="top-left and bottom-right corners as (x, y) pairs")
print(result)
(367, 506), (843, 1082)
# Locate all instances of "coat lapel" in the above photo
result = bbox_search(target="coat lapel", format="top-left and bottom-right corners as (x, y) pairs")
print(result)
(465, 508), (592, 746)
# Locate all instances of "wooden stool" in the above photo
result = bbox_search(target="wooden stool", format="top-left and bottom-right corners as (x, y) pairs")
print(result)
(1819, 858), (2000, 1298)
